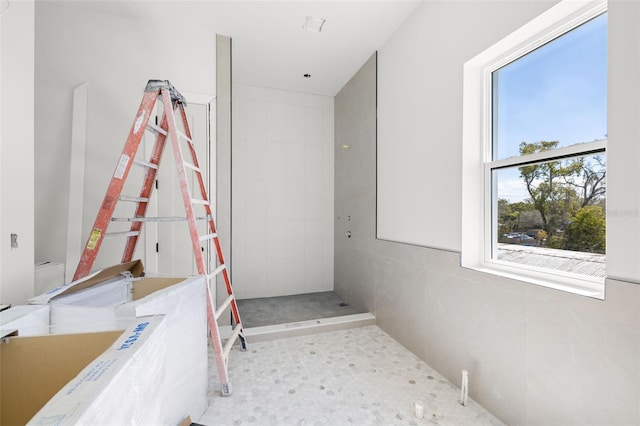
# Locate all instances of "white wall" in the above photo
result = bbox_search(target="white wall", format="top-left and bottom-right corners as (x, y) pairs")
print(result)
(1, 0), (35, 305)
(232, 84), (334, 299)
(34, 2), (217, 275)
(606, 0), (640, 283)
(377, 1), (556, 250)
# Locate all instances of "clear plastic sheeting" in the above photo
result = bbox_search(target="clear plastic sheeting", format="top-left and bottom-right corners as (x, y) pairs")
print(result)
(0, 305), (50, 336)
(116, 275), (209, 424)
(49, 277), (133, 334)
(50, 275), (209, 423)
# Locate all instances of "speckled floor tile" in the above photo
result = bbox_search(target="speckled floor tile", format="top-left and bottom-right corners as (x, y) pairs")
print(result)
(198, 326), (504, 426)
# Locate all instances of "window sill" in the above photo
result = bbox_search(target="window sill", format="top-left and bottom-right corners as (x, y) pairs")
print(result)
(462, 261), (605, 300)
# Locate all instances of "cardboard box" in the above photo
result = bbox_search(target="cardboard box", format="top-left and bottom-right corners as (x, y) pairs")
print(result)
(29, 260), (145, 307)
(28, 260), (209, 425)
(0, 327), (123, 424)
(26, 315), (168, 425)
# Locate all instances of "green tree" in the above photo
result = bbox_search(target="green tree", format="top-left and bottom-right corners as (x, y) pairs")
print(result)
(564, 205), (606, 253)
(562, 155), (606, 208)
(498, 199), (535, 236)
(501, 141), (606, 253)
(518, 141), (582, 236)
(498, 198), (517, 236)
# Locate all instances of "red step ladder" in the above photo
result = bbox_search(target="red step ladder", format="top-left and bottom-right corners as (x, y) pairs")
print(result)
(74, 80), (246, 396)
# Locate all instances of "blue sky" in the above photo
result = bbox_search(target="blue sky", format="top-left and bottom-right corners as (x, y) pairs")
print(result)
(494, 12), (607, 201)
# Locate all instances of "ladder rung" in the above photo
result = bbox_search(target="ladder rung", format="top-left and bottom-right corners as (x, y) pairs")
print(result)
(112, 216), (211, 223)
(105, 231), (140, 238)
(133, 158), (158, 170)
(222, 323), (243, 364)
(215, 295), (235, 320)
(191, 199), (210, 206)
(207, 264), (226, 281)
(199, 232), (217, 242)
(177, 130), (193, 144)
(119, 195), (149, 203)
(111, 217), (144, 222)
(146, 122), (167, 136)
(183, 161), (201, 173)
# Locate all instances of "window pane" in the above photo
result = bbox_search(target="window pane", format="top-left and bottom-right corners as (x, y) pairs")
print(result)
(493, 153), (606, 277)
(492, 13), (607, 161)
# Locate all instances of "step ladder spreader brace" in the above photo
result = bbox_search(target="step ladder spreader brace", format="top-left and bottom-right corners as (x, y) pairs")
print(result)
(73, 79), (246, 397)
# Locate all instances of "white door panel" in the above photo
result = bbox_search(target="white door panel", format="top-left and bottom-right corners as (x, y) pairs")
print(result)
(144, 101), (212, 276)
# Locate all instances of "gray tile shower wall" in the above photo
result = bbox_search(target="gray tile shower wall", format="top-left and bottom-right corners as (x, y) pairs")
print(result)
(334, 46), (640, 426)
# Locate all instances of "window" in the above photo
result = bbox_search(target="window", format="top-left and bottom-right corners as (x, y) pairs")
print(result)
(462, 1), (607, 299)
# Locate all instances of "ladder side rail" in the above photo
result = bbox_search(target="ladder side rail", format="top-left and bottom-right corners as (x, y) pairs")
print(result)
(164, 91), (234, 392)
(73, 90), (159, 280)
(121, 110), (171, 263)
(177, 105), (244, 329)
(206, 284), (231, 388)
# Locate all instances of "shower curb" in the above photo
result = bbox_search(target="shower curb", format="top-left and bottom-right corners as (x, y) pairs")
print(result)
(219, 313), (376, 343)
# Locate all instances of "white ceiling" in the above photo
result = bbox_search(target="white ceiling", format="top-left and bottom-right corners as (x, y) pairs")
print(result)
(90, 1), (422, 96)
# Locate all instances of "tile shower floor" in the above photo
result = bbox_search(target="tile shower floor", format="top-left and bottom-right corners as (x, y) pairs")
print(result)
(237, 292), (363, 328)
(198, 325), (505, 426)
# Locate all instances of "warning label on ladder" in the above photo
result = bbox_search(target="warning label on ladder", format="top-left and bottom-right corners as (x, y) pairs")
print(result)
(87, 228), (102, 250)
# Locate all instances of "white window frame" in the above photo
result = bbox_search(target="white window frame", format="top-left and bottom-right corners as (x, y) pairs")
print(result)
(462, 0), (607, 299)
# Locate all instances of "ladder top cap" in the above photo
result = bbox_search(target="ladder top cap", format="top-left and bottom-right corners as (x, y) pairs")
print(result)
(145, 80), (186, 105)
